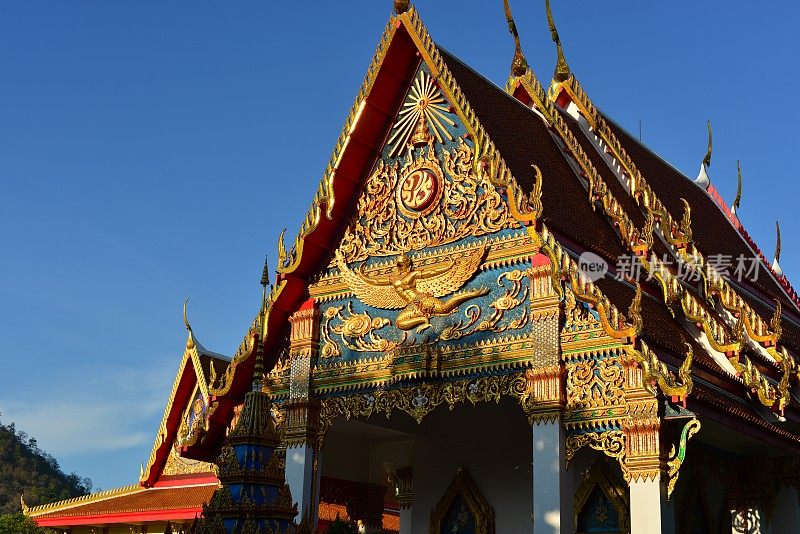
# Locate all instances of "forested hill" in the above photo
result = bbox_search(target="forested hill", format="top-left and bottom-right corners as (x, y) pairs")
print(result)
(0, 414), (92, 514)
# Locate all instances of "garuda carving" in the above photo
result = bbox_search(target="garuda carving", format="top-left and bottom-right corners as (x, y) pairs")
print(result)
(335, 246), (487, 332)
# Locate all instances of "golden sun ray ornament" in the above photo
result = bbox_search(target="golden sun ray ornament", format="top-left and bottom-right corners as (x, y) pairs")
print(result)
(388, 69), (456, 157)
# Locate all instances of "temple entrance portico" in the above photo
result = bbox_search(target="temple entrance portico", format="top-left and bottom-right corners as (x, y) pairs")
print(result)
(322, 398), (535, 533)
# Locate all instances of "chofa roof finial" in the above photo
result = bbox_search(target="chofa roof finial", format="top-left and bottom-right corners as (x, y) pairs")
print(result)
(545, 0), (571, 82)
(773, 221), (783, 277)
(394, 0), (409, 14)
(503, 0), (529, 77)
(731, 160), (742, 216)
(183, 297), (195, 350)
(695, 120), (712, 189)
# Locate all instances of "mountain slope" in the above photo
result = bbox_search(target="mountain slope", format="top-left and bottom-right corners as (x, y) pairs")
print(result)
(0, 414), (92, 514)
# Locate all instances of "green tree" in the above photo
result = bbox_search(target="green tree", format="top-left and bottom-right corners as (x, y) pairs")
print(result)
(0, 513), (53, 534)
(0, 413), (92, 514)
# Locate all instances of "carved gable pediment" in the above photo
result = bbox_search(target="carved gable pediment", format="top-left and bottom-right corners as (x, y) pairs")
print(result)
(304, 63), (557, 390)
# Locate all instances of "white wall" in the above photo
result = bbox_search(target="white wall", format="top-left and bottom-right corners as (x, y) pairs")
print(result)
(409, 399), (533, 533)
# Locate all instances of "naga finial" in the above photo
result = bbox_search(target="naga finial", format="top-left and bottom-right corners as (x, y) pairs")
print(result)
(771, 298), (783, 342)
(702, 120), (713, 168)
(394, 0), (409, 14)
(731, 160), (742, 215)
(695, 121), (712, 188)
(545, 0), (571, 82)
(679, 198), (692, 242)
(773, 221), (783, 277)
(277, 228), (287, 272)
(628, 283), (643, 336)
(183, 297), (194, 350)
(503, 0), (529, 77)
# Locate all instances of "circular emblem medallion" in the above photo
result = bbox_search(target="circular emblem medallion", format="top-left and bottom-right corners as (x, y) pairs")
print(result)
(398, 167), (441, 217)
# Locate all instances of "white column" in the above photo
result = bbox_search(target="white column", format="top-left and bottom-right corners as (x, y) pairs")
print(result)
(285, 444), (320, 523)
(532, 420), (573, 534)
(399, 508), (413, 534)
(629, 477), (664, 534)
(627, 469), (680, 534)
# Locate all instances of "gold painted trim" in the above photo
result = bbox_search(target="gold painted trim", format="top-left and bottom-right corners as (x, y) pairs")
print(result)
(430, 467), (495, 534)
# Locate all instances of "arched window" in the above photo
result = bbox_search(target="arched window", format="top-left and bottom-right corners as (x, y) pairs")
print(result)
(430, 467), (495, 534)
(575, 458), (629, 534)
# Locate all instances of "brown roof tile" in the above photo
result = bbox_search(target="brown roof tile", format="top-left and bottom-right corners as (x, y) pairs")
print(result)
(438, 48), (627, 263)
(35, 484), (217, 518)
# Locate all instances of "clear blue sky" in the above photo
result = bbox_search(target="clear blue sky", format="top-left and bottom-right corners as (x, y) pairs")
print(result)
(1, 1), (798, 492)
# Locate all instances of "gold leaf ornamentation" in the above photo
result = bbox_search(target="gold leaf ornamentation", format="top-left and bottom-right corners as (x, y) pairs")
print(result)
(317, 372), (549, 441)
(666, 418), (701, 498)
(319, 303), (404, 358)
(565, 431), (626, 471)
(336, 246), (487, 332)
(567, 359), (625, 409)
(337, 139), (515, 263)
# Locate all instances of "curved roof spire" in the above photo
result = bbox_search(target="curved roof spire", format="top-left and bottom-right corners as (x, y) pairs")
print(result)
(703, 120), (713, 168)
(503, 0), (529, 77)
(773, 221), (783, 277)
(183, 297), (195, 350)
(545, 0), (571, 82)
(731, 160), (742, 215)
(695, 121), (712, 189)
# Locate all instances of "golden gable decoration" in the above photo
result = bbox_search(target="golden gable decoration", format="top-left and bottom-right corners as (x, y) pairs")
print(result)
(336, 69), (516, 264)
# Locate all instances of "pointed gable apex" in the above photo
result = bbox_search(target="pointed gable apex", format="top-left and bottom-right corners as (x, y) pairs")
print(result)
(139, 339), (229, 487)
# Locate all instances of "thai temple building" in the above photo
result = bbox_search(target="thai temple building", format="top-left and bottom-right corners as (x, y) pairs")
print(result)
(25, 1), (800, 533)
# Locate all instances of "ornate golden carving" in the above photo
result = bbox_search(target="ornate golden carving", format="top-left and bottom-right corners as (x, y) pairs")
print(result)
(430, 467), (495, 534)
(336, 246), (487, 332)
(320, 303), (401, 358)
(666, 418), (701, 499)
(566, 359), (625, 410)
(565, 431), (626, 471)
(388, 69), (455, 156)
(337, 139), (515, 262)
(634, 341), (693, 404)
(440, 267), (530, 340)
(318, 372), (548, 437)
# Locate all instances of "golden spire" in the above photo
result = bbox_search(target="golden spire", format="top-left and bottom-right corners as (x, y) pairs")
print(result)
(773, 221), (783, 277)
(731, 160), (743, 216)
(183, 297), (195, 350)
(394, 0), (410, 14)
(259, 255), (271, 341)
(545, 0), (571, 82)
(702, 120), (713, 168)
(503, 0), (529, 77)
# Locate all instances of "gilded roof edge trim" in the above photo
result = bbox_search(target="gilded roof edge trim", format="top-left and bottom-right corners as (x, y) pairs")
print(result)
(507, 69), (789, 412)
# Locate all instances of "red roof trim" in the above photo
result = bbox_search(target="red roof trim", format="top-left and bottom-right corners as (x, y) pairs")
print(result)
(35, 508), (202, 527)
